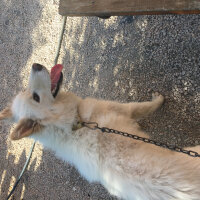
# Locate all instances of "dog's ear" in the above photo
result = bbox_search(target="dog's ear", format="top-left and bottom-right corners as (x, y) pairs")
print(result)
(0, 107), (12, 120)
(10, 119), (43, 140)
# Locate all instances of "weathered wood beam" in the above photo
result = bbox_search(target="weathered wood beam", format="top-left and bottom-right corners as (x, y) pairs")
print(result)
(59, 0), (200, 16)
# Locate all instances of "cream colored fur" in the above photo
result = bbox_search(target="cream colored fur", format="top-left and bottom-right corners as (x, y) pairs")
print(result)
(1, 65), (200, 200)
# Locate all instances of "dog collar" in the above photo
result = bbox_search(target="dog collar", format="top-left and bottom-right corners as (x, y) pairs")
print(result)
(72, 121), (83, 131)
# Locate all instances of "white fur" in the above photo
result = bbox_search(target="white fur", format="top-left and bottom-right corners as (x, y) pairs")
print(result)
(5, 65), (200, 200)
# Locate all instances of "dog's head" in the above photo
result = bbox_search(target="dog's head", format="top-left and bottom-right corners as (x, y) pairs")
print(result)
(0, 63), (63, 140)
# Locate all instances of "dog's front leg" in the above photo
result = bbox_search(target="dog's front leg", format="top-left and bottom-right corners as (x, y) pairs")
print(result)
(129, 93), (164, 119)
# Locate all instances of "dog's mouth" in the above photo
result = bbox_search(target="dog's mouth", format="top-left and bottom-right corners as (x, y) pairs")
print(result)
(50, 64), (63, 98)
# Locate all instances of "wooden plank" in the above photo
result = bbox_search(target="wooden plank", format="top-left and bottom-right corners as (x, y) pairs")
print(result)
(59, 0), (200, 16)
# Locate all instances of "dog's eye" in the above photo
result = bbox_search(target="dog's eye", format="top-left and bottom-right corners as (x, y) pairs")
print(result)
(33, 92), (40, 103)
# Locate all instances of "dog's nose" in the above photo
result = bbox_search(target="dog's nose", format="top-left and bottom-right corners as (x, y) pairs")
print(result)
(32, 63), (43, 71)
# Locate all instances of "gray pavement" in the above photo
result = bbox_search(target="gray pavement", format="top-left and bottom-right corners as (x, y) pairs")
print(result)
(0, 1), (200, 199)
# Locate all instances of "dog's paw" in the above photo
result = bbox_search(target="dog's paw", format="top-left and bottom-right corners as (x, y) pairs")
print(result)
(152, 92), (164, 104)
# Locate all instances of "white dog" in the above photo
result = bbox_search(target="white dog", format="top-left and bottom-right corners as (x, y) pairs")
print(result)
(1, 63), (200, 200)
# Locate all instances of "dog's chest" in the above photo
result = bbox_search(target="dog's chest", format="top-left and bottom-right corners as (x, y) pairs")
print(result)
(32, 127), (100, 183)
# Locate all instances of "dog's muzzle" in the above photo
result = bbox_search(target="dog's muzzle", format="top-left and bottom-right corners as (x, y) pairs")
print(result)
(32, 63), (44, 72)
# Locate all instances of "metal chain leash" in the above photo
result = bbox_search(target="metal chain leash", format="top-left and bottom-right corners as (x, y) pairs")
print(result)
(82, 122), (200, 158)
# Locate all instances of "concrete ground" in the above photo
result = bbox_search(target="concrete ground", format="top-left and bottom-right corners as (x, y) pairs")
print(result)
(0, 0), (200, 199)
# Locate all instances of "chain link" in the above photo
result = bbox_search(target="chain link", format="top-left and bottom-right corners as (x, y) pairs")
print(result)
(81, 122), (200, 158)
